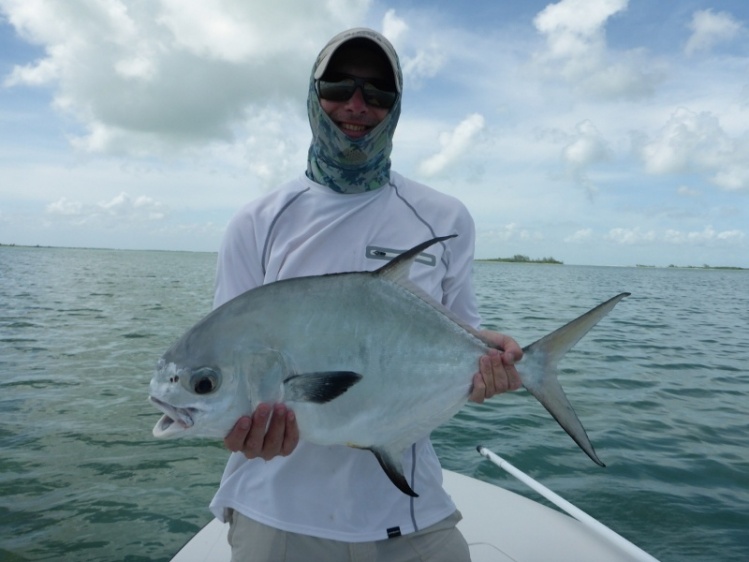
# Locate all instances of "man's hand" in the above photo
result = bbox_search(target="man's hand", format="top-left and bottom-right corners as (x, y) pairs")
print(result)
(224, 403), (299, 460)
(470, 330), (523, 403)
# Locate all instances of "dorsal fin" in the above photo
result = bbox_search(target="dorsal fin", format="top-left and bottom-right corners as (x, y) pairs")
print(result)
(374, 235), (457, 283)
(372, 235), (481, 339)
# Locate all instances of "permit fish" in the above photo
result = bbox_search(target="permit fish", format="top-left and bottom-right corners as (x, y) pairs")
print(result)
(149, 235), (629, 497)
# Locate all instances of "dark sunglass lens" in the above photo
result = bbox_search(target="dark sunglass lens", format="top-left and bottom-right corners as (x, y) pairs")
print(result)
(317, 75), (396, 108)
(317, 79), (356, 102)
(362, 86), (396, 109)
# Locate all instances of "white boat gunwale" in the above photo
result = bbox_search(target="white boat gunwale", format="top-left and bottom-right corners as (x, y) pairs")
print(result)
(169, 448), (659, 562)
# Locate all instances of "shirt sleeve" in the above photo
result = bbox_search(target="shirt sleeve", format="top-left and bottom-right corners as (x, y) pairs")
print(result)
(213, 207), (265, 309)
(440, 209), (482, 329)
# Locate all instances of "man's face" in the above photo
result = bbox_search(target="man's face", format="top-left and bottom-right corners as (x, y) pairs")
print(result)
(319, 48), (393, 139)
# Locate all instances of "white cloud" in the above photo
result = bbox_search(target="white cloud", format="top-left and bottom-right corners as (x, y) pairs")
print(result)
(565, 228), (594, 243)
(664, 226), (745, 244)
(712, 165), (749, 192)
(533, 119), (611, 197)
(0, 0), (370, 154)
(561, 119), (610, 195)
(534, 0), (628, 59)
(99, 192), (166, 220)
(419, 113), (485, 176)
(382, 9), (408, 45)
(46, 197), (83, 216)
(638, 107), (749, 192)
(606, 227), (657, 245)
(156, 0), (361, 63)
(240, 105), (308, 189)
(4, 55), (58, 86)
(479, 223), (544, 243)
(677, 185), (700, 197)
(563, 121), (609, 167)
(382, 9), (447, 85)
(46, 192), (167, 225)
(685, 9), (743, 56)
(531, 0), (662, 100)
(607, 226), (745, 246)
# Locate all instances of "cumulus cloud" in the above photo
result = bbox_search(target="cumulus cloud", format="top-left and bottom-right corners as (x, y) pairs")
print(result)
(479, 223), (544, 243)
(563, 121), (609, 167)
(46, 197), (84, 217)
(0, 0), (369, 154)
(606, 227), (657, 245)
(685, 9), (743, 56)
(561, 120), (610, 195)
(419, 113), (485, 176)
(382, 9), (408, 44)
(381, 9), (447, 85)
(241, 105), (307, 189)
(46, 192), (167, 225)
(531, 0), (662, 100)
(565, 228), (594, 243)
(664, 226), (745, 244)
(607, 226), (745, 245)
(677, 185), (700, 197)
(638, 107), (749, 192)
(534, 0), (627, 58)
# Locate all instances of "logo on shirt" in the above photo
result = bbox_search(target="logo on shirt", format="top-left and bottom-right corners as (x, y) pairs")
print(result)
(366, 245), (436, 267)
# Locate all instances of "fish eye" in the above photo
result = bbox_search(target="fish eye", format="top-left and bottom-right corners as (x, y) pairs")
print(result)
(190, 368), (220, 395)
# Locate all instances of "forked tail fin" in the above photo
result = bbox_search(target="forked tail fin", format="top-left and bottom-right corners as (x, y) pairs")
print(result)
(518, 293), (631, 466)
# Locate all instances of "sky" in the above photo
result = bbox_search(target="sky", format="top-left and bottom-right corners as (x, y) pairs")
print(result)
(1, 0), (748, 267)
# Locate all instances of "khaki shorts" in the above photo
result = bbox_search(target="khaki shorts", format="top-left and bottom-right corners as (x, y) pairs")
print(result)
(227, 509), (470, 562)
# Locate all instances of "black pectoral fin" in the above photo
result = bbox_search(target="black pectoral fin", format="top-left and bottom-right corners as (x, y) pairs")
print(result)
(369, 447), (418, 497)
(283, 371), (362, 404)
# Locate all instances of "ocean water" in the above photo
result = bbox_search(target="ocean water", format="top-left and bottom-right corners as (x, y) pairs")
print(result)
(1, 246), (747, 561)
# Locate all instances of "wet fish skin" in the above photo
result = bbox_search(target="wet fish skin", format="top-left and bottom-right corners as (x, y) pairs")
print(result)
(149, 235), (629, 496)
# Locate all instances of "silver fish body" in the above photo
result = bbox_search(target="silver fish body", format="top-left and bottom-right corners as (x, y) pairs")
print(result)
(149, 236), (629, 496)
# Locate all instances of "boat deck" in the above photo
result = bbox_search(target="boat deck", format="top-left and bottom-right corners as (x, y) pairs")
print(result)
(171, 469), (646, 561)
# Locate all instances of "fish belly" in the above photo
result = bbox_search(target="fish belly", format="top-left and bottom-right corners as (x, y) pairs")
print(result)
(259, 273), (485, 449)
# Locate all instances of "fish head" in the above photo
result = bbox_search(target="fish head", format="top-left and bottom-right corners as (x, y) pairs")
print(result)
(149, 354), (250, 439)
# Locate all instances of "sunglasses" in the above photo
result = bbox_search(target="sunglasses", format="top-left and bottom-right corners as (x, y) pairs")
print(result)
(316, 73), (397, 109)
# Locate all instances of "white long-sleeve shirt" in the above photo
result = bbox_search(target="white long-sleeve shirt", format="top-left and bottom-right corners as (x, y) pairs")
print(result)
(209, 170), (481, 542)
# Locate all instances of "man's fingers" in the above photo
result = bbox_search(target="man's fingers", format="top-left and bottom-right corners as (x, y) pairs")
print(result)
(243, 404), (272, 458)
(470, 372), (486, 404)
(223, 403), (300, 460)
(259, 404), (287, 460)
(224, 416), (252, 452)
(470, 346), (524, 403)
(280, 409), (299, 457)
(502, 355), (523, 391)
(480, 352), (499, 396)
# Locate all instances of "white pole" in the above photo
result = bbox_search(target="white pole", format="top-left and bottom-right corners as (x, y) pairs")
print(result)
(477, 446), (660, 562)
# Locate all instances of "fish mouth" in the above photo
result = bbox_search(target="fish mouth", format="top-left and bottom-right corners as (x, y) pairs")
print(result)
(149, 397), (197, 438)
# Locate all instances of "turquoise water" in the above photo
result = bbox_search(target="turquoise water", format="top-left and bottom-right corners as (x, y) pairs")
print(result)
(1, 246), (747, 561)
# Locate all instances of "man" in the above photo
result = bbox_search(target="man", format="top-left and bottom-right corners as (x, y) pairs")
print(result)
(209, 28), (523, 561)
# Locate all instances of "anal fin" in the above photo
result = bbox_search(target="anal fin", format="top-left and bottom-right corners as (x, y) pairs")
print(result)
(368, 446), (418, 497)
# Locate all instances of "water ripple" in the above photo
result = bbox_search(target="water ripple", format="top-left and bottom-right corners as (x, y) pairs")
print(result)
(2, 250), (748, 561)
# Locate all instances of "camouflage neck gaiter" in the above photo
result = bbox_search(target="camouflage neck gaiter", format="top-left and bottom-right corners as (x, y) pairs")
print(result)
(304, 38), (402, 194)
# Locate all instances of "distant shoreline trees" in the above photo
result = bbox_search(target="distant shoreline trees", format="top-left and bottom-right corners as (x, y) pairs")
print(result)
(480, 254), (563, 264)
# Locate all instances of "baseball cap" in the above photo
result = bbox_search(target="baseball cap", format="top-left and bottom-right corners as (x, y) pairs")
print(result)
(313, 28), (402, 93)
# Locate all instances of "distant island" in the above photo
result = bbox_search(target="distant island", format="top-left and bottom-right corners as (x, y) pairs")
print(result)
(479, 254), (563, 265)
(3, 243), (745, 270)
(635, 263), (747, 271)
(667, 264), (746, 271)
